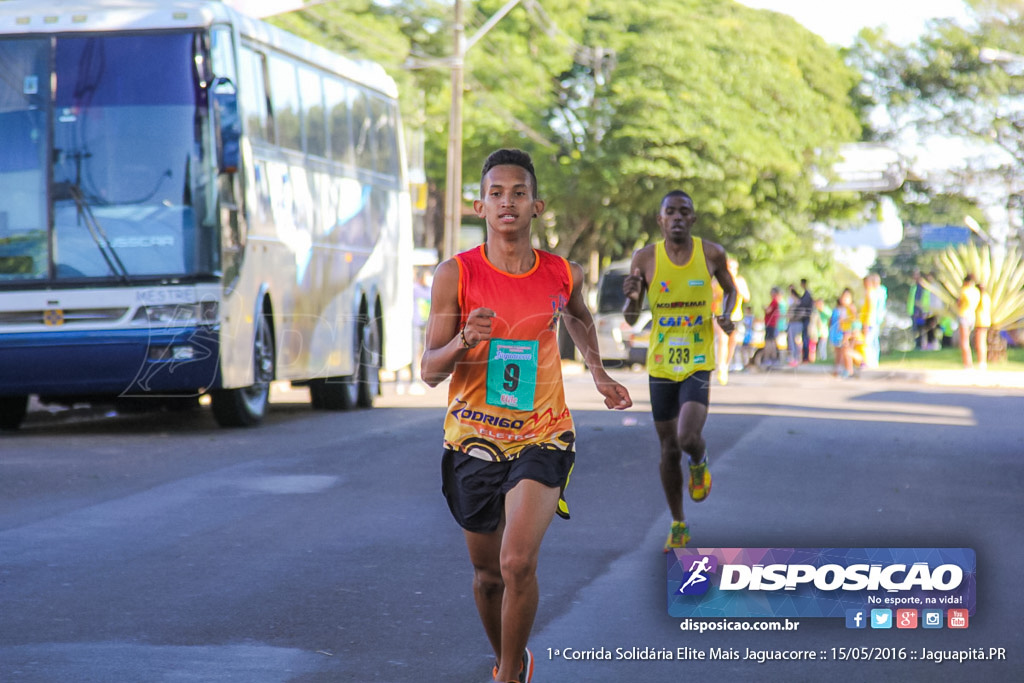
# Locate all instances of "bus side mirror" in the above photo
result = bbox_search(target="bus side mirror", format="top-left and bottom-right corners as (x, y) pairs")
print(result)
(212, 77), (240, 174)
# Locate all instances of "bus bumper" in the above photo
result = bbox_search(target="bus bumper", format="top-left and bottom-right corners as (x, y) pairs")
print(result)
(0, 327), (221, 398)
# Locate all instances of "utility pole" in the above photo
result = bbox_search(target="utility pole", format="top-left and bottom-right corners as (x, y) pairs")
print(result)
(443, 0), (467, 261)
(442, 0), (524, 260)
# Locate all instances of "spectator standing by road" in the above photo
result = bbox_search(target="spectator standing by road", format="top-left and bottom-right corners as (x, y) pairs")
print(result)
(830, 288), (861, 379)
(712, 257), (750, 385)
(975, 282), (992, 370)
(814, 298), (831, 362)
(791, 279), (814, 364)
(785, 285), (800, 366)
(956, 274), (980, 369)
(408, 267), (432, 392)
(740, 304), (755, 368)
(763, 287), (782, 367)
(907, 270), (932, 350)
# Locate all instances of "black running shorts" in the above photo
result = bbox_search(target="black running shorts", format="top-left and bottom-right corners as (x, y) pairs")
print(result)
(649, 370), (711, 422)
(441, 446), (575, 533)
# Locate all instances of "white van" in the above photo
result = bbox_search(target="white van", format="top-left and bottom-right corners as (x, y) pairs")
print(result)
(592, 261), (651, 367)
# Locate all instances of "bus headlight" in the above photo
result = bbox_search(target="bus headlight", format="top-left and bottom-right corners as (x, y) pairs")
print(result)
(132, 301), (219, 327)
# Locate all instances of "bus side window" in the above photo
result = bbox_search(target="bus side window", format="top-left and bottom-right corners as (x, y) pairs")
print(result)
(324, 77), (353, 166)
(239, 45), (272, 143)
(268, 54), (301, 151)
(370, 96), (399, 178)
(351, 88), (374, 171)
(299, 67), (326, 158)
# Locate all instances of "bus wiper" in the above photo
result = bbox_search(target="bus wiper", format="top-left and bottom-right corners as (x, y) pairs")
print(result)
(52, 179), (131, 284)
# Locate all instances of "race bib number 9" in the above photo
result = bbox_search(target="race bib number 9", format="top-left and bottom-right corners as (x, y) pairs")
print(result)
(486, 339), (538, 411)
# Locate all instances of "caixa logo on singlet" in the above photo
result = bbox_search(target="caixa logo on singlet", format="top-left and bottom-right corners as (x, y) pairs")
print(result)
(658, 315), (704, 328)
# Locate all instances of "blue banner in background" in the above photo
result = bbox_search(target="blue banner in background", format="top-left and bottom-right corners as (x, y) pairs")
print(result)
(667, 548), (976, 618)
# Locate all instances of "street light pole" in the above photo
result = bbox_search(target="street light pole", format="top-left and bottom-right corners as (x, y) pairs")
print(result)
(441, 0), (525, 260)
(442, 0), (466, 261)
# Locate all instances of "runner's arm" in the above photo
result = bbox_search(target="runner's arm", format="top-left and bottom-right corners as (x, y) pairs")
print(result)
(420, 259), (494, 387)
(622, 247), (653, 327)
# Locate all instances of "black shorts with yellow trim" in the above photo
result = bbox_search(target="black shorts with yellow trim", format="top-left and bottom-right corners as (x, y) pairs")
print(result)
(441, 445), (576, 533)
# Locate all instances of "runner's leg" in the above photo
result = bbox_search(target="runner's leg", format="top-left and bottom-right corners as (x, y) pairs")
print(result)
(678, 400), (709, 465)
(463, 523), (506, 663)
(654, 419), (684, 521)
(493, 479), (560, 682)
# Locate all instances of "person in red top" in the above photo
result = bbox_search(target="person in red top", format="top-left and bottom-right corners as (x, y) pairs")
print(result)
(762, 287), (782, 366)
(421, 149), (631, 683)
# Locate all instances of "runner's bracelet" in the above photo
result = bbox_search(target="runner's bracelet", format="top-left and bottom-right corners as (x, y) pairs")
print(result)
(459, 327), (475, 349)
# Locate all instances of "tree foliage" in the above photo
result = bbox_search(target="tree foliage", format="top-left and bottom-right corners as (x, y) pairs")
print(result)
(872, 182), (990, 308)
(272, 0), (863, 271)
(845, 0), (1024, 239)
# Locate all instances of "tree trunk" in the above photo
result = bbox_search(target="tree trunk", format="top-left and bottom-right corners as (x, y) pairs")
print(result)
(987, 328), (1008, 364)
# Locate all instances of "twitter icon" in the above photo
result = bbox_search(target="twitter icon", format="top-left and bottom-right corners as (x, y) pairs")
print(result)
(870, 609), (893, 629)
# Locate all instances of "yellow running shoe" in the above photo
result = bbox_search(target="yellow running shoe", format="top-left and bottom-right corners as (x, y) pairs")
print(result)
(493, 649), (533, 682)
(664, 520), (690, 552)
(689, 454), (711, 502)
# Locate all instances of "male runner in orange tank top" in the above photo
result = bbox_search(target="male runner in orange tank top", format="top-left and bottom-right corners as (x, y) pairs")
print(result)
(422, 149), (631, 683)
(622, 190), (736, 552)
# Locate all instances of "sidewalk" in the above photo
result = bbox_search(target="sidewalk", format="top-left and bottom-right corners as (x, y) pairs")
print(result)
(786, 361), (1024, 389)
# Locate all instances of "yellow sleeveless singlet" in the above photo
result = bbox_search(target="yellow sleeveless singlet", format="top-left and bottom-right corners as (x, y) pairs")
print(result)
(646, 239), (715, 381)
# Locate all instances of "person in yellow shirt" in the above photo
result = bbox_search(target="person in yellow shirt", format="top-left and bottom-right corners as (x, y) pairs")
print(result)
(956, 274), (980, 368)
(623, 190), (737, 551)
(711, 257), (750, 384)
(974, 282), (992, 370)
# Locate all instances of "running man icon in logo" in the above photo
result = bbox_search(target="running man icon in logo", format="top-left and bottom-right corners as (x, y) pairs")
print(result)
(677, 555), (717, 595)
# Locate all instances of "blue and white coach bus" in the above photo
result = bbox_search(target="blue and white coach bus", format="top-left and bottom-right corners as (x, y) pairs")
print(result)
(0, 0), (414, 428)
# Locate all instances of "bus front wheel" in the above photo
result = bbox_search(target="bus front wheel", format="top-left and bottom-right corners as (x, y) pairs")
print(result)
(211, 311), (275, 427)
(0, 396), (29, 431)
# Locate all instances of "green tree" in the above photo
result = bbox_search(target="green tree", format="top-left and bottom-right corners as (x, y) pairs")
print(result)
(845, 0), (1024, 247)
(541, 0), (863, 267)
(274, 1), (864, 274)
(872, 182), (989, 313)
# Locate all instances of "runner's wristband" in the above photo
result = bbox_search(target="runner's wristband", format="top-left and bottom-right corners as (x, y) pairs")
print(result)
(459, 327), (475, 349)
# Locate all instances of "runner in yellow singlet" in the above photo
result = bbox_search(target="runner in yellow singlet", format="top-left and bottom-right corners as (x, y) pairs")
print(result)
(622, 190), (737, 551)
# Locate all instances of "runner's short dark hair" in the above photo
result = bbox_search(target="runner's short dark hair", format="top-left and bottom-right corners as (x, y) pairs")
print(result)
(481, 148), (538, 197)
(661, 189), (693, 207)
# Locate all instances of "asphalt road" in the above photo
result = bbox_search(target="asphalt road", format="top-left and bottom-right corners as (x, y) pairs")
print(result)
(1, 368), (1021, 682)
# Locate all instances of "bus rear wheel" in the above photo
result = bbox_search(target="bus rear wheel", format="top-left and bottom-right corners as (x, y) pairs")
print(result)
(356, 314), (381, 408)
(309, 313), (379, 410)
(308, 375), (356, 410)
(0, 396), (28, 431)
(211, 311), (274, 427)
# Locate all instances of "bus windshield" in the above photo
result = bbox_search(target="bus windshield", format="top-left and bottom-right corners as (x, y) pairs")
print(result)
(0, 32), (215, 284)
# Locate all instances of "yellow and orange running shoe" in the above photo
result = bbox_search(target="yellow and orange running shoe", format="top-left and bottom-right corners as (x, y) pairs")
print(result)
(664, 520), (690, 552)
(689, 454), (711, 502)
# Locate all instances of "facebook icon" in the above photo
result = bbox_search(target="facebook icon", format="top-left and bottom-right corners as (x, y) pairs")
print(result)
(845, 609), (867, 629)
